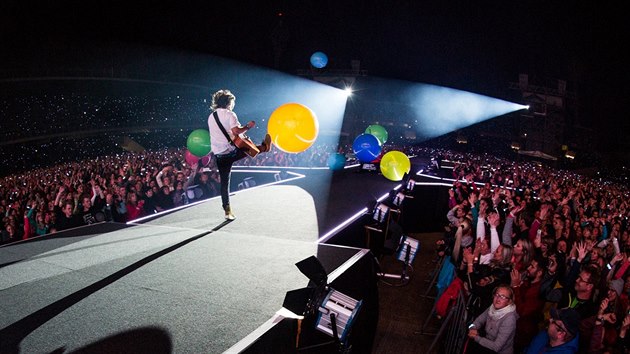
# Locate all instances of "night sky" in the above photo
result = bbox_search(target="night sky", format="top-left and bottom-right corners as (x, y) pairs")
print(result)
(1, 0), (628, 154)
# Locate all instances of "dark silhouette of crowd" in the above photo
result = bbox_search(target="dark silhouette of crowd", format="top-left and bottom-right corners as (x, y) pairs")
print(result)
(429, 148), (630, 353)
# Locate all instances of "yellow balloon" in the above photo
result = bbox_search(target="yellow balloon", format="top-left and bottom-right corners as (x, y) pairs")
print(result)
(380, 151), (411, 181)
(267, 103), (319, 153)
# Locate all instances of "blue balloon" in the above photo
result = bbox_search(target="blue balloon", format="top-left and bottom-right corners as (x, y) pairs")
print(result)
(310, 51), (328, 68)
(327, 153), (346, 171)
(353, 134), (382, 163)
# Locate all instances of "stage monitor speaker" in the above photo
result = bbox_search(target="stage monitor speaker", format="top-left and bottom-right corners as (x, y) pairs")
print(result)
(238, 177), (256, 190)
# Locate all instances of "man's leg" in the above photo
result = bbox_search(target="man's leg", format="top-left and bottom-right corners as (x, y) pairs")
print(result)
(216, 156), (232, 211)
(216, 149), (246, 219)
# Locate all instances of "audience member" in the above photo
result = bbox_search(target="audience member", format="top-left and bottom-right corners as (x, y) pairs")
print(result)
(467, 284), (518, 354)
(525, 308), (580, 354)
(511, 255), (547, 352)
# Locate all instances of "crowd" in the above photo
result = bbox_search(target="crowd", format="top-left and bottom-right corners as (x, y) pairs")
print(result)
(0, 94), (212, 174)
(431, 149), (630, 353)
(0, 141), (348, 244)
(0, 94), (209, 141)
(4, 134), (630, 354)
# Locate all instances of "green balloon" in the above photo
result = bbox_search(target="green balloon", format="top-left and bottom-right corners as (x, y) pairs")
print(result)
(365, 125), (388, 145)
(186, 129), (211, 157)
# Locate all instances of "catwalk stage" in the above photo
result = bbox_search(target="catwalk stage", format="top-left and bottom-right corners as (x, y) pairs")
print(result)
(0, 163), (427, 354)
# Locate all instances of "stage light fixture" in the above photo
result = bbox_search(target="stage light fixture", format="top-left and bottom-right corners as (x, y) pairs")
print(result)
(392, 192), (405, 207)
(185, 185), (204, 201)
(404, 178), (416, 193)
(371, 203), (389, 223)
(344, 87), (353, 97)
(237, 177), (256, 190)
(315, 289), (362, 341)
(396, 235), (419, 264)
(377, 234), (419, 285)
(282, 256), (363, 348)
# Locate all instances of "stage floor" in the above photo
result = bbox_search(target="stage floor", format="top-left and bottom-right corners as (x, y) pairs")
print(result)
(0, 164), (407, 353)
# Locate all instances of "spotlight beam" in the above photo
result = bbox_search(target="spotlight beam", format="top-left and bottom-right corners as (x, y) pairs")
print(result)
(405, 84), (528, 138)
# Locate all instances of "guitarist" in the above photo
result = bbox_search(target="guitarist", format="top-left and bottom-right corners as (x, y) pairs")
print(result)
(207, 89), (272, 220)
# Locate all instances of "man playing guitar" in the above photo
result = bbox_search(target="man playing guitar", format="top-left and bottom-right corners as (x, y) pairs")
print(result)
(207, 89), (272, 220)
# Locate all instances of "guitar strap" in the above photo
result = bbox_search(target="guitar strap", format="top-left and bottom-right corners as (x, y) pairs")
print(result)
(212, 111), (235, 147)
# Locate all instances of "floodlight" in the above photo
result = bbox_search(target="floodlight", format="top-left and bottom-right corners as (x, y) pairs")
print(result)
(282, 256), (363, 349)
(396, 235), (419, 264)
(238, 177), (256, 190)
(315, 289), (363, 342)
(344, 87), (353, 97)
(400, 173), (416, 193)
(378, 235), (419, 285)
(372, 203), (389, 223)
(392, 192), (405, 207)
(185, 185), (204, 202)
(405, 178), (416, 192)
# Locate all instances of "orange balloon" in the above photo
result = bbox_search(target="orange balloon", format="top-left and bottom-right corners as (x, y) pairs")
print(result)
(267, 103), (319, 153)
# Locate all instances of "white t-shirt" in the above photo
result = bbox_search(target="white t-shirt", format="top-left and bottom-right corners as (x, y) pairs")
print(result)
(208, 108), (239, 155)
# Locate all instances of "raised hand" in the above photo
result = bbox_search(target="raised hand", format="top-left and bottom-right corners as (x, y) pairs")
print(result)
(539, 204), (549, 220)
(488, 212), (500, 228)
(510, 268), (521, 287)
(612, 252), (624, 264)
(576, 242), (588, 262)
(463, 247), (474, 265)
(511, 204), (524, 215)
(599, 298), (609, 315)
(468, 193), (478, 206)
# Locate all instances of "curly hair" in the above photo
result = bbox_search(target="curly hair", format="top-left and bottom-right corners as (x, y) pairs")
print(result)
(211, 89), (236, 110)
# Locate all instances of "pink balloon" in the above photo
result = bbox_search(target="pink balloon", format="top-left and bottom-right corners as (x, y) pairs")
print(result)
(200, 155), (211, 167)
(185, 149), (200, 166)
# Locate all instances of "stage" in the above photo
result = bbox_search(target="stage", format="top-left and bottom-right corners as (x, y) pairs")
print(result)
(0, 163), (423, 353)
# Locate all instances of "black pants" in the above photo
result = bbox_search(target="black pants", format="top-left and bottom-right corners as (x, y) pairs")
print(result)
(215, 148), (246, 210)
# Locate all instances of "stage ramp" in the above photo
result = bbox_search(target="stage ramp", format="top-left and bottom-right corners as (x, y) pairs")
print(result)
(0, 184), (373, 354)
